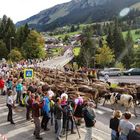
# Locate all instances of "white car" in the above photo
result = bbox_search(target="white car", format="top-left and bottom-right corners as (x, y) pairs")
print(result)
(100, 68), (122, 76)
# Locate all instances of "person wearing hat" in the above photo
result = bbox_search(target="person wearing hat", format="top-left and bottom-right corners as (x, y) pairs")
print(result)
(83, 101), (96, 140)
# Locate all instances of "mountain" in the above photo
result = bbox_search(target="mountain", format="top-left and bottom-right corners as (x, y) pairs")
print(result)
(16, 0), (140, 31)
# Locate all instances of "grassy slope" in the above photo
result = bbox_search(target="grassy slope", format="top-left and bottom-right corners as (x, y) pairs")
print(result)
(54, 31), (80, 38)
(131, 2), (140, 10)
(122, 29), (140, 41)
(73, 47), (80, 56)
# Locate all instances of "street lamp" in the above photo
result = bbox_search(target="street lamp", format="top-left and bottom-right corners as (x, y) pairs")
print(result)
(10, 37), (14, 53)
(9, 37), (14, 61)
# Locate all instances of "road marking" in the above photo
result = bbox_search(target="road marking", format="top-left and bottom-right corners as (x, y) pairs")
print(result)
(97, 106), (113, 113)
(80, 128), (108, 140)
(93, 128), (110, 136)
(95, 109), (105, 115)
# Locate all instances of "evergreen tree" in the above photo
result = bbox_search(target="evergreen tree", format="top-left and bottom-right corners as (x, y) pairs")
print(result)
(70, 25), (75, 32)
(106, 25), (113, 49)
(77, 27), (96, 67)
(0, 40), (8, 59)
(16, 24), (30, 48)
(122, 30), (134, 68)
(112, 19), (125, 61)
(0, 15), (16, 51)
(133, 46), (140, 68)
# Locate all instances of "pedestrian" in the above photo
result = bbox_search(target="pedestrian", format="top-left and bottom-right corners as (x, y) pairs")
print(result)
(127, 123), (140, 140)
(118, 112), (135, 140)
(25, 90), (32, 120)
(6, 90), (15, 124)
(61, 92), (68, 133)
(74, 93), (84, 126)
(41, 91), (50, 131)
(110, 110), (122, 140)
(54, 97), (64, 140)
(16, 79), (23, 105)
(64, 101), (76, 134)
(83, 101), (96, 140)
(0, 75), (5, 95)
(32, 94), (44, 140)
(104, 73), (111, 86)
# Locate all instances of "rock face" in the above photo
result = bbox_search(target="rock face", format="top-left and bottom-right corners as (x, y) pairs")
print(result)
(16, 0), (140, 31)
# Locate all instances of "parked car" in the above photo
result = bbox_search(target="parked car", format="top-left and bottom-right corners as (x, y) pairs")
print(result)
(123, 68), (140, 76)
(99, 68), (122, 76)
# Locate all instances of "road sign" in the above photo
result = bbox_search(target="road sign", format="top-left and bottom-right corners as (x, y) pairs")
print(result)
(24, 69), (33, 78)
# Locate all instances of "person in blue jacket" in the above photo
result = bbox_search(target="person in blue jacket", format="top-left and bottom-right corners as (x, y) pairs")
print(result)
(41, 91), (50, 131)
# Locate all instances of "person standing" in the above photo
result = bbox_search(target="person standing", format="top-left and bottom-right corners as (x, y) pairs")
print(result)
(83, 102), (96, 140)
(74, 93), (84, 126)
(110, 110), (122, 140)
(118, 112), (134, 140)
(55, 97), (64, 140)
(127, 123), (140, 140)
(6, 90), (15, 124)
(0, 75), (5, 95)
(32, 95), (44, 140)
(25, 90), (32, 120)
(16, 79), (23, 105)
(41, 92), (50, 131)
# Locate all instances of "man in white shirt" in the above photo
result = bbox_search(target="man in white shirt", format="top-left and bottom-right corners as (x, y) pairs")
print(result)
(7, 90), (15, 124)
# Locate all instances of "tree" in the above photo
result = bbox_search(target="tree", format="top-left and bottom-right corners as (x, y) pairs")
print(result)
(77, 28), (96, 67)
(122, 30), (134, 68)
(22, 30), (46, 59)
(8, 49), (22, 62)
(106, 25), (113, 49)
(112, 19), (125, 60)
(70, 25), (75, 32)
(0, 40), (8, 59)
(95, 44), (115, 68)
(132, 46), (140, 67)
(16, 24), (30, 48)
(0, 15), (16, 51)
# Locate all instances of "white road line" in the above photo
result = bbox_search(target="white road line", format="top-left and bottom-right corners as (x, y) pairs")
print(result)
(97, 106), (113, 113)
(80, 128), (109, 140)
(95, 109), (105, 115)
(93, 128), (110, 136)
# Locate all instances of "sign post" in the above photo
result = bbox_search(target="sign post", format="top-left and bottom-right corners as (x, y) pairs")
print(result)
(24, 69), (33, 79)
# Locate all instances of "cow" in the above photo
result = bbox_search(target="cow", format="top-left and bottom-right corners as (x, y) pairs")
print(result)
(110, 92), (134, 110)
(103, 92), (137, 117)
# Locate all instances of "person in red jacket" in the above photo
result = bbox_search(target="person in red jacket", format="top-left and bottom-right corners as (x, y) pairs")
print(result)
(0, 76), (5, 95)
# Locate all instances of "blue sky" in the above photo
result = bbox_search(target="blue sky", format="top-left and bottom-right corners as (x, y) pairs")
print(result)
(0, 0), (71, 23)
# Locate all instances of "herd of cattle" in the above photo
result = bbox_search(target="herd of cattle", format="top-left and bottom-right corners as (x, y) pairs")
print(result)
(12, 68), (140, 116)
(28, 68), (140, 117)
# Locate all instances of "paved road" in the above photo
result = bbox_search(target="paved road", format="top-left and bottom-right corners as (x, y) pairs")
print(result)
(1, 95), (140, 140)
(100, 76), (140, 84)
(37, 48), (74, 69)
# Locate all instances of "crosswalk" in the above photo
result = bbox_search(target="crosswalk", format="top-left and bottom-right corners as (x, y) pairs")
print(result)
(95, 105), (113, 115)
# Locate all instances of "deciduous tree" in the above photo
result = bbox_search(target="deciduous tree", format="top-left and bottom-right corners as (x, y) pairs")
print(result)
(95, 44), (115, 68)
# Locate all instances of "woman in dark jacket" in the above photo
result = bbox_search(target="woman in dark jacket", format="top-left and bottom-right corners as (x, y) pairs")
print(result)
(110, 110), (122, 140)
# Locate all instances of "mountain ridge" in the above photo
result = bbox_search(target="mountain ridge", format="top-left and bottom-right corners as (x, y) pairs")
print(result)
(16, 0), (140, 31)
